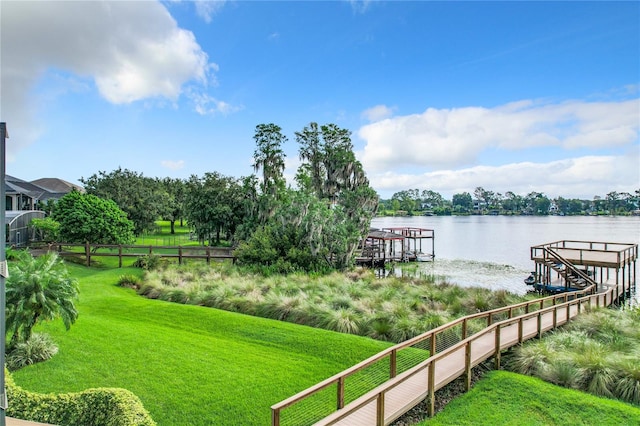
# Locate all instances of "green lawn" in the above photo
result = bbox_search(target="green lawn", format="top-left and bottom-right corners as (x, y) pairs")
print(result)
(420, 371), (640, 425)
(11, 263), (391, 425)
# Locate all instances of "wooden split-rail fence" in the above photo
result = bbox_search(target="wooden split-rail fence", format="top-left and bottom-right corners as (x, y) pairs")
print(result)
(39, 242), (235, 267)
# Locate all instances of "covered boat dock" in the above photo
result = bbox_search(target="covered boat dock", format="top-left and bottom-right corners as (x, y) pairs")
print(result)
(356, 227), (435, 266)
(529, 240), (637, 297)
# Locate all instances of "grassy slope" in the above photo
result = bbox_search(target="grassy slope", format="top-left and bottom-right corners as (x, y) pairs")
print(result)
(421, 371), (640, 426)
(12, 264), (391, 425)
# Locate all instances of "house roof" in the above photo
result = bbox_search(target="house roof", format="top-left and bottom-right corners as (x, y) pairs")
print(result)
(4, 175), (80, 202)
(31, 177), (83, 193)
(5, 175), (48, 198)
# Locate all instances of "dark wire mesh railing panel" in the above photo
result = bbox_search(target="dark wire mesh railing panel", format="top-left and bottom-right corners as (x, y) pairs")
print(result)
(343, 358), (392, 405)
(396, 337), (431, 374)
(279, 384), (338, 426)
(435, 323), (464, 353)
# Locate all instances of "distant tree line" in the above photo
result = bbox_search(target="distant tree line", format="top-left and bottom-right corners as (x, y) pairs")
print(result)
(381, 187), (640, 216)
(34, 122), (378, 273)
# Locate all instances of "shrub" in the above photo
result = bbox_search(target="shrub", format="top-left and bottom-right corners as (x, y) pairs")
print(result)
(6, 333), (59, 371)
(118, 274), (142, 289)
(6, 369), (156, 426)
(132, 254), (163, 270)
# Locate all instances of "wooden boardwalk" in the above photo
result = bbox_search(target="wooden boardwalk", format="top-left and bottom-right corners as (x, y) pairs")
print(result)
(313, 304), (580, 426)
(272, 240), (637, 426)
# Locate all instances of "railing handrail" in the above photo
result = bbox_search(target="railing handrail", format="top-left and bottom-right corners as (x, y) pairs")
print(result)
(542, 246), (598, 288)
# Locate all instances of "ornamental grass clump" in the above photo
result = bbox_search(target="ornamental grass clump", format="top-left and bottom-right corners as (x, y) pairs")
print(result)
(507, 306), (640, 405)
(6, 333), (59, 371)
(133, 262), (529, 344)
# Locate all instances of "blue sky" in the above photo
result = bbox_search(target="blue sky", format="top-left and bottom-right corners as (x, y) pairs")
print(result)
(2, 0), (639, 199)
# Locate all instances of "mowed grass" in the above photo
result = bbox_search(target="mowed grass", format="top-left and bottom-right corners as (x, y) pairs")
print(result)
(11, 263), (391, 425)
(421, 371), (640, 426)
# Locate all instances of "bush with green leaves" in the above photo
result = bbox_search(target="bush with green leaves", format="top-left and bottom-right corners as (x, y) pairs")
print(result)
(51, 189), (135, 245)
(6, 333), (59, 371)
(30, 217), (60, 243)
(132, 254), (163, 270)
(117, 274), (143, 289)
(6, 369), (156, 426)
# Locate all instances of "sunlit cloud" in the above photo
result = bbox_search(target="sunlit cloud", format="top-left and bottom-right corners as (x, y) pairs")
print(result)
(2, 0), (220, 153)
(161, 160), (186, 171)
(361, 104), (395, 122)
(359, 98), (639, 172)
(367, 151), (640, 199)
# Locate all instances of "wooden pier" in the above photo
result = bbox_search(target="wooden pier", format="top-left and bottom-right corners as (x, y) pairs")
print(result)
(272, 239), (637, 426)
(529, 240), (637, 296)
(356, 227), (435, 266)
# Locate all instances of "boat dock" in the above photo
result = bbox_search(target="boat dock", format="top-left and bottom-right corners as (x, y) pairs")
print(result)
(528, 240), (637, 296)
(356, 227), (435, 266)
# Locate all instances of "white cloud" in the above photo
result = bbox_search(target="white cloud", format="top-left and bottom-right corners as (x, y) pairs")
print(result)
(190, 92), (243, 116)
(194, 0), (227, 23)
(348, 0), (373, 14)
(1, 0), (216, 152)
(361, 104), (395, 122)
(368, 152), (640, 200)
(161, 160), (186, 171)
(358, 98), (640, 172)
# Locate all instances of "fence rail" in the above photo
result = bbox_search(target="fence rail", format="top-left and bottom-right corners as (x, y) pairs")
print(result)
(40, 242), (235, 267)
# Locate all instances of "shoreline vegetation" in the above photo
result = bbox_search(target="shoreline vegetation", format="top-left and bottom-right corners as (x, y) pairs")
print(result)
(121, 260), (532, 344)
(381, 187), (640, 217)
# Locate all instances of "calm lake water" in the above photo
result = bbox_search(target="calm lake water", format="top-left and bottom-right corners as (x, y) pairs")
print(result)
(371, 215), (640, 300)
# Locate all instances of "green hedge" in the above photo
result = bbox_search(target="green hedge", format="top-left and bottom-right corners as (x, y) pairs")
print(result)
(6, 371), (156, 426)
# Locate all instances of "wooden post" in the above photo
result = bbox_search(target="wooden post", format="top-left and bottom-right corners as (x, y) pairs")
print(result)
(430, 333), (437, 357)
(85, 242), (90, 267)
(428, 361), (435, 417)
(462, 318), (468, 340)
(553, 307), (557, 329)
(178, 246), (183, 265)
(118, 245), (122, 268)
(465, 342), (472, 391)
(337, 377), (345, 409)
(272, 409), (280, 426)
(207, 247), (211, 265)
(518, 318), (523, 343)
(390, 349), (397, 379)
(494, 326), (501, 369)
(537, 312), (542, 338)
(376, 392), (385, 426)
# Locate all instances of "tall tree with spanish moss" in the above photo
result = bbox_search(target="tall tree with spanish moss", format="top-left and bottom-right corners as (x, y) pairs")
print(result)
(252, 123), (287, 222)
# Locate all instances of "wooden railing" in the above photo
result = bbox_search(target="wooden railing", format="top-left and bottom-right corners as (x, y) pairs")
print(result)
(271, 285), (601, 426)
(41, 243), (234, 267)
(540, 246), (598, 289)
(531, 240), (638, 267)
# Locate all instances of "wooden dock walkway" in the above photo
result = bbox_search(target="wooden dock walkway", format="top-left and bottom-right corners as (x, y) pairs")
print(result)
(312, 303), (581, 426)
(272, 240), (637, 426)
